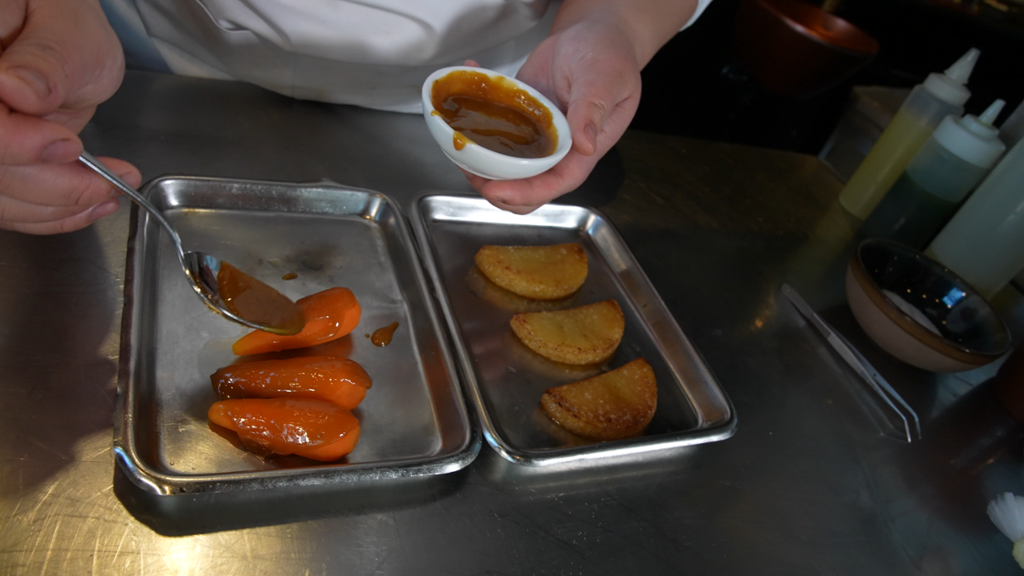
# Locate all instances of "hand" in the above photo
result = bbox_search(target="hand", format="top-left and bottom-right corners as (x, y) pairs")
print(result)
(0, 0), (139, 234)
(462, 20), (642, 214)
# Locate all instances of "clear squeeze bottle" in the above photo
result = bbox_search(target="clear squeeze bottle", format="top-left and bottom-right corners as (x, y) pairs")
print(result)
(838, 48), (980, 219)
(926, 136), (1024, 298)
(861, 99), (1006, 249)
(999, 99), (1024, 148)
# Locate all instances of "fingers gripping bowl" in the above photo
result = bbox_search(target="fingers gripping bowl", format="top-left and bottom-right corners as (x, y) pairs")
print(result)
(422, 66), (573, 180)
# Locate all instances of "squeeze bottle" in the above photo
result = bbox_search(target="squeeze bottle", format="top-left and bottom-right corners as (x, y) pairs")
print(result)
(839, 48), (980, 219)
(926, 136), (1024, 298)
(861, 99), (1006, 249)
(999, 99), (1024, 148)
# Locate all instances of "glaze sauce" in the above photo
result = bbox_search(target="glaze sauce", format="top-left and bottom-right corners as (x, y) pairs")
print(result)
(217, 262), (305, 335)
(371, 321), (400, 347)
(231, 287), (361, 356)
(431, 70), (556, 159)
(211, 356), (372, 409)
(208, 398), (360, 462)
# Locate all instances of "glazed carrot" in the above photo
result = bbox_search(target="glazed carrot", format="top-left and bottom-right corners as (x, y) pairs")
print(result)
(208, 398), (361, 462)
(211, 356), (372, 409)
(232, 287), (361, 356)
(294, 429), (362, 461)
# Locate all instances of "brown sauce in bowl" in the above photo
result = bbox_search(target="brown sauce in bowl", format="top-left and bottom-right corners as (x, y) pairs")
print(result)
(431, 70), (556, 159)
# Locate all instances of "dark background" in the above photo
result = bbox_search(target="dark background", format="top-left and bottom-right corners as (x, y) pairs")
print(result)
(630, 0), (1024, 156)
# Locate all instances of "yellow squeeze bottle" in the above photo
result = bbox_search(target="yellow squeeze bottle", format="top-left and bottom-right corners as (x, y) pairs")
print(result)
(839, 48), (979, 220)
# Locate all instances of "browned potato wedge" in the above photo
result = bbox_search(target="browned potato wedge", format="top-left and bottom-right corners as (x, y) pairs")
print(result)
(541, 358), (657, 440)
(475, 243), (587, 300)
(465, 266), (571, 314)
(531, 405), (592, 448)
(504, 329), (605, 382)
(510, 300), (624, 365)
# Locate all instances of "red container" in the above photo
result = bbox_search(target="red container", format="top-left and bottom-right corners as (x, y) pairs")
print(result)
(734, 0), (880, 98)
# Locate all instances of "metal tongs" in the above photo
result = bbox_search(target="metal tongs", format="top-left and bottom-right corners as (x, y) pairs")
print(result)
(781, 284), (921, 443)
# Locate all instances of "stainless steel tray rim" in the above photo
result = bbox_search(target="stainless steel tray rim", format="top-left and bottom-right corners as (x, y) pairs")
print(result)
(114, 439), (481, 495)
(485, 415), (738, 467)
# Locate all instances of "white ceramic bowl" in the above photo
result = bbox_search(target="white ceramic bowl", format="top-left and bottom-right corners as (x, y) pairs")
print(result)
(846, 239), (1010, 373)
(421, 66), (572, 180)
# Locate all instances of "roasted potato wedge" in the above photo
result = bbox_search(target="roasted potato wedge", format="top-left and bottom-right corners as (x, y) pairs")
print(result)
(505, 328), (605, 382)
(475, 243), (588, 300)
(466, 266), (571, 314)
(531, 405), (592, 448)
(510, 299), (624, 365)
(541, 358), (657, 440)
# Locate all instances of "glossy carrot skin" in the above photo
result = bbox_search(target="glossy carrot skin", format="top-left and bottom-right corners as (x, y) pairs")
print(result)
(211, 356), (371, 409)
(208, 398), (360, 461)
(232, 287), (361, 356)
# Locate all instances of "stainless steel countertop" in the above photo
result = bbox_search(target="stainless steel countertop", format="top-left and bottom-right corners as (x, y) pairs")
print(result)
(2, 70), (1023, 574)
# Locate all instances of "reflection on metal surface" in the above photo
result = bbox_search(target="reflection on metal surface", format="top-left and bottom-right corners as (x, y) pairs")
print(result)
(473, 436), (703, 490)
(113, 459), (467, 535)
(782, 283), (921, 442)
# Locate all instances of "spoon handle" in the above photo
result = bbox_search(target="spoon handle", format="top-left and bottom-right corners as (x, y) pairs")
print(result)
(78, 152), (184, 251)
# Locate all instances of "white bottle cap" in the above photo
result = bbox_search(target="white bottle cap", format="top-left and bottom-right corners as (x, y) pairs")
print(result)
(933, 99), (1007, 168)
(922, 48), (980, 107)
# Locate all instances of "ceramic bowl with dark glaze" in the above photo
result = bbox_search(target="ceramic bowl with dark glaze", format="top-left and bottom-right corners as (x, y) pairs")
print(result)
(846, 239), (1011, 372)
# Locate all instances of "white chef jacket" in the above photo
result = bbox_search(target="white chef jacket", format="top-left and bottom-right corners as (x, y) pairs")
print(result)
(101, 0), (712, 112)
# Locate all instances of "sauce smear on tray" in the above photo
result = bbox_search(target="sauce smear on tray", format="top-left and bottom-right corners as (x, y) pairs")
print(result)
(370, 321), (400, 347)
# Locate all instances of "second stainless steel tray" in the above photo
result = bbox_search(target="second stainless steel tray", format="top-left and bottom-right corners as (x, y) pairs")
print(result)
(410, 194), (736, 466)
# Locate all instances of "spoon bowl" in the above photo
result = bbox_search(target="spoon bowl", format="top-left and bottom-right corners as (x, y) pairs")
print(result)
(79, 152), (305, 335)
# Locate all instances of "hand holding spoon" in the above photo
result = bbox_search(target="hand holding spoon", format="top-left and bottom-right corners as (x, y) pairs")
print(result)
(79, 152), (305, 335)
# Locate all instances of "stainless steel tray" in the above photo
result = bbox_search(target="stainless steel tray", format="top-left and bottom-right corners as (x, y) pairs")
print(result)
(115, 178), (479, 495)
(410, 194), (736, 466)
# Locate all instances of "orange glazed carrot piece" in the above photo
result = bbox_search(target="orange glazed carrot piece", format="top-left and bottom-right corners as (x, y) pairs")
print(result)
(208, 398), (361, 462)
(211, 356), (372, 409)
(232, 287), (361, 356)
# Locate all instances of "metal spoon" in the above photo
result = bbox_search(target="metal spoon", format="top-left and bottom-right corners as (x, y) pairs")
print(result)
(79, 151), (305, 335)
